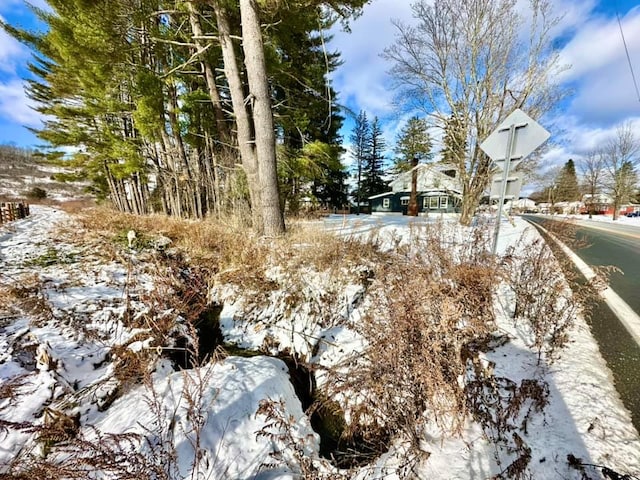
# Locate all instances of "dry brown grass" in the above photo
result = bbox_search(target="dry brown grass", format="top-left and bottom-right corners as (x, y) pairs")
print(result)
(42, 206), (592, 479)
(70, 207), (268, 285)
(0, 274), (53, 326)
(67, 208), (386, 301)
(318, 223), (502, 465)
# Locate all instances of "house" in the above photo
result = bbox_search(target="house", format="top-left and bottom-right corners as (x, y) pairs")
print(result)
(369, 163), (462, 215)
(505, 198), (537, 213)
(580, 193), (612, 215)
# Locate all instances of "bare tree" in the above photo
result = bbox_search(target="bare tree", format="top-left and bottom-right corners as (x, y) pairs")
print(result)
(537, 165), (561, 213)
(603, 122), (639, 220)
(384, 0), (566, 225)
(577, 149), (605, 218)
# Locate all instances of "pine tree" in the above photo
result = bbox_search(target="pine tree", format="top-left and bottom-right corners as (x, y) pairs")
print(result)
(3, 0), (367, 226)
(350, 110), (370, 214)
(556, 159), (580, 202)
(362, 117), (388, 198)
(266, 9), (347, 213)
(393, 116), (432, 173)
(394, 117), (432, 215)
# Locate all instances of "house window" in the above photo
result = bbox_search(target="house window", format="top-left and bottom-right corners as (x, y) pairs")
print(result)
(440, 196), (448, 209)
(423, 197), (429, 208)
(429, 197), (438, 209)
(401, 198), (409, 206)
(382, 198), (390, 208)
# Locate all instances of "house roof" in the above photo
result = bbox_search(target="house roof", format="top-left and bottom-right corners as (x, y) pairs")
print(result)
(369, 192), (395, 199)
(388, 163), (462, 194)
(368, 188), (462, 200)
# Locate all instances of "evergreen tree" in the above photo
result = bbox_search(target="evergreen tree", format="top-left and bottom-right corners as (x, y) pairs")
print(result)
(393, 116), (432, 173)
(3, 0), (367, 226)
(555, 159), (580, 202)
(362, 117), (387, 198)
(349, 110), (370, 214)
(394, 117), (432, 215)
(266, 10), (347, 212)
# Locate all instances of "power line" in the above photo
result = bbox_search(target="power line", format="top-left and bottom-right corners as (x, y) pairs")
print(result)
(614, 0), (640, 102)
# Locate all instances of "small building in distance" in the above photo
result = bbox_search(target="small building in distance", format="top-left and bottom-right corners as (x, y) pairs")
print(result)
(369, 163), (462, 215)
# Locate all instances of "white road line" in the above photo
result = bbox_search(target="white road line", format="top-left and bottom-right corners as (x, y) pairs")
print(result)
(534, 222), (640, 347)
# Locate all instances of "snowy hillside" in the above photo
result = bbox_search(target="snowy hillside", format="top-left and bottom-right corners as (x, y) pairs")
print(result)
(0, 146), (89, 202)
(0, 207), (638, 479)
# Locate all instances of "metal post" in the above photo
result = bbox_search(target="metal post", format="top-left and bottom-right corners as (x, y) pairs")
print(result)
(492, 124), (517, 255)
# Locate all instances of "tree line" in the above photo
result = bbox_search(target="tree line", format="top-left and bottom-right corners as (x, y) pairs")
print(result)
(3, 0), (371, 235)
(7, 0), (635, 228)
(533, 123), (640, 220)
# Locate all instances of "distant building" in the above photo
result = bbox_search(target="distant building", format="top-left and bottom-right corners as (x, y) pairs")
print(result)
(580, 193), (612, 215)
(369, 164), (462, 215)
(505, 198), (537, 213)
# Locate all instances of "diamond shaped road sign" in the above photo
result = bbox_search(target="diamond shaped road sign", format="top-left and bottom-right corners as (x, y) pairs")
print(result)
(490, 174), (523, 200)
(480, 109), (550, 171)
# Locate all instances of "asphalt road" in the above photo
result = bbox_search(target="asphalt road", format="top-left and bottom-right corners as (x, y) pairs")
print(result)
(522, 215), (640, 430)
(523, 215), (640, 315)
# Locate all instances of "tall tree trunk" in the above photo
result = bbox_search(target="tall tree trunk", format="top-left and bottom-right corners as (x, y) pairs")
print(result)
(105, 163), (125, 212)
(408, 158), (418, 216)
(213, 2), (263, 232)
(187, 1), (231, 149)
(239, 0), (285, 236)
(206, 132), (222, 218)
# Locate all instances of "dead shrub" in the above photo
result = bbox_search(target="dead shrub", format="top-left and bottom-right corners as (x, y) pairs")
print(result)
(71, 206), (272, 291)
(38, 408), (81, 454)
(256, 398), (336, 480)
(503, 236), (587, 363)
(0, 375), (35, 416)
(321, 226), (501, 459)
(281, 222), (385, 275)
(539, 218), (588, 251)
(57, 199), (96, 214)
(1, 428), (173, 480)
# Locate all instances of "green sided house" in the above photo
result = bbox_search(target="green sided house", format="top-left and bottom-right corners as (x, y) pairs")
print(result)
(369, 163), (462, 215)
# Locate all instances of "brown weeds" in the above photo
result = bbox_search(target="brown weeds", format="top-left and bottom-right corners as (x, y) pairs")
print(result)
(504, 234), (588, 363)
(0, 274), (53, 326)
(321, 223), (501, 460)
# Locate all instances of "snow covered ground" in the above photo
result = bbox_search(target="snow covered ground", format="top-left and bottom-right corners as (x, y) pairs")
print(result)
(0, 207), (639, 479)
(547, 212), (640, 227)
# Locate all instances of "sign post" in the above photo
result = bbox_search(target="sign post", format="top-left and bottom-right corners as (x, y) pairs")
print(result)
(480, 109), (550, 254)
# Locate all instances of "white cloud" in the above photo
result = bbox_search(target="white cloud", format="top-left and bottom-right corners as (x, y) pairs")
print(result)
(27, 0), (51, 11)
(556, 9), (640, 125)
(329, 0), (415, 119)
(0, 17), (30, 73)
(546, 0), (598, 38)
(0, 78), (43, 127)
(0, 0), (51, 14)
(558, 8), (640, 83)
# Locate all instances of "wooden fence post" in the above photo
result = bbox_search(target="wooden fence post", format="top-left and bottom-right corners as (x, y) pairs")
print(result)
(0, 202), (30, 225)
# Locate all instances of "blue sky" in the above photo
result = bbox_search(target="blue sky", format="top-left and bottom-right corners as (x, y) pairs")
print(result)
(1, 0), (639, 180)
(328, 0), (640, 177)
